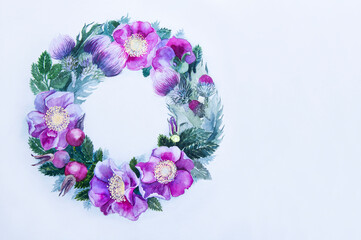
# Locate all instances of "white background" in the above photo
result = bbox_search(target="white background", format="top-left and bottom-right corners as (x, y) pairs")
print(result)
(1, 0), (361, 239)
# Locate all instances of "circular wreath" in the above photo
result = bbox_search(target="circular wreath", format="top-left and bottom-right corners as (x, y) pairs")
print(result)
(26, 16), (223, 221)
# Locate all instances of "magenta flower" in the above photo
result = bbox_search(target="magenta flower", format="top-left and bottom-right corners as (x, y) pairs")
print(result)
(88, 159), (148, 221)
(84, 35), (127, 77)
(26, 90), (83, 150)
(49, 35), (75, 60)
(166, 37), (196, 63)
(113, 21), (160, 71)
(136, 146), (194, 200)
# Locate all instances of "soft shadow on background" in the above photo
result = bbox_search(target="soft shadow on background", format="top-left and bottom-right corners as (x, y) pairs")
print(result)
(1, 0), (361, 239)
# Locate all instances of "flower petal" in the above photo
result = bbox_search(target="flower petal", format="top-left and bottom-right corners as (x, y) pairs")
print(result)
(89, 177), (111, 207)
(100, 199), (116, 215)
(126, 54), (149, 71)
(39, 129), (59, 150)
(27, 111), (46, 138)
(94, 159), (115, 182)
(175, 153), (194, 172)
(166, 37), (193, 61)
(169, 170), (193, 197)
(130, 21), (154, 37)
(45, 91), (74, 109)
(112, 195), (148, 221)
(152, 146), (181, 162)
(49, 35), (75, 60)
(139, 181), (171, 200)
(113, 24), (132, 45)
(119, 163), (139, 189)
(152, 46), (175, 70)
(55, 130), (68, 150)
(64, 104), (83, 129)
(136, 161), (157, 183)
(34, 90), (56, 113)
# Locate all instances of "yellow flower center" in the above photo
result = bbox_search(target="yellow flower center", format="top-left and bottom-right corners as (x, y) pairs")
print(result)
(107, 174), (125, 202)
(154, 160), (177, 184)
(124, 34), (148, 57)
(44, 106), (70, 132)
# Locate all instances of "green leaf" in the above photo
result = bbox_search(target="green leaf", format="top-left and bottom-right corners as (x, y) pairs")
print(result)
(188, 45), (202, 73)
(37, 51), (52, 74)
(157, 134), (175, 147)
(147, 197), (162, 211)
(75, 149), (102, 189)
(182, 141), (218, 159)
(50, 71), (71, 89)
(104, 20), (120, 37)
(30, 78), (48, 95)
(28, 137), (55, 155)
(74, 188), (90, 201)
(39, 162), (64, 176)
(129, 157), (140, 178)
(48, 64), (62, 79)
(142, 66), (151, 77)
(81, 136), (94, 162)
(178, 127), (211, 149)
(157, 28), (171, 40)
(191, 160), (211, 181)
(31, 63), (43, 81)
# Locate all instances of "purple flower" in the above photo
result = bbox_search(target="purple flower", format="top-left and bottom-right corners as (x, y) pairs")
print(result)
(150, 67), (180, 96)
(189, 100), (205, 117)
(136, 146), (194, 200)
(84, 35), (127, 77)
(113, 21), (160, 71)
(168, 116), (178, 135)
(49, 35), (75, 60)
(26, 90), (83, 150)
(166, 37), (196, 64)
(88, 159), (148, 221)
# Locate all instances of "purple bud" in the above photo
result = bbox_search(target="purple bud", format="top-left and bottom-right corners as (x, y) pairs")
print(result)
(199, 74), (214, 84)
(151, 67), (180, 96)
(49, 35), (75, 60)
(168, 117), (178, 135)
(53, 151), (70, 168)
(189, 100), (205, 117)
(92, 42), (127, 77)
(84, 35), (111, 55)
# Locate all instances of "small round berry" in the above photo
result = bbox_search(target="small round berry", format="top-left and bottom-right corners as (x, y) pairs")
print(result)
(66, 128), (85, 146)
(65, 162), (88, 182)
(53, 151), (70, 168)
(170, 135), (180, 143)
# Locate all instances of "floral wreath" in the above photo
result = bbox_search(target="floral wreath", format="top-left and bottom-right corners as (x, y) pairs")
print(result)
(26, 16), (223, 221)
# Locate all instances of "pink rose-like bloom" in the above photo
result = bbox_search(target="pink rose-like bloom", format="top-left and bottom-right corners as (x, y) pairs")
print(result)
(88, 159), (148, 221)
(27, 90), (83, 150)
(136, 146), (194, 200)
(112, 21), (160, 71)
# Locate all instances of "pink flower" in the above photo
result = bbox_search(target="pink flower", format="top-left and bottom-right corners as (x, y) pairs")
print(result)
(113, 21), (161, 71)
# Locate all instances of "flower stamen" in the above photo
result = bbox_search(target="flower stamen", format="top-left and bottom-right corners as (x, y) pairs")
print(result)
(124, 34), (148, 57)
(107, 174), (125, 202)
(44, 106), (70, 132)
(154, 160), (177, 184)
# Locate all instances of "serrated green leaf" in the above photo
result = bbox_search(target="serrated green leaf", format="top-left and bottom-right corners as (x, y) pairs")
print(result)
(74, 188), (90, 201)
(31, 63), (43, 81)
(30, 78), (48, 95)
(157, 28), (171, 40)
(48, 64), (62, 79)
(38, 51), (52, 74)
(50, 71), (71, 89)
(147, 197), (162, 211)
(81, 136), (94, 161)
(104, 20), (120, 37)
(39, 162), (64, 176)
(191, 160), (211, 181)
(94, 148), (103, 163)
(142, 66), (151, 77)
(177, 127), (211, 149)
(28, 137), (55, 155)
(182, 141), (218, 159)
(129, 157), (140, 178)
(157, 134), (175, 147)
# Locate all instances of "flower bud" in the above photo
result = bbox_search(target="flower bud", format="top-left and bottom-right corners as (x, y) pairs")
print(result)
(66, 128), (85, 147)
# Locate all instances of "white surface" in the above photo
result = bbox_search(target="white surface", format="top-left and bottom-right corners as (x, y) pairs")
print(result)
(1, 0), (361, 239)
